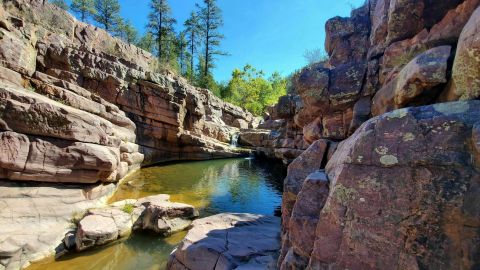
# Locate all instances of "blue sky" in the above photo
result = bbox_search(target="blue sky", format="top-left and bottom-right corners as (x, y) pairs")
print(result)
(65, 0), (365, 82)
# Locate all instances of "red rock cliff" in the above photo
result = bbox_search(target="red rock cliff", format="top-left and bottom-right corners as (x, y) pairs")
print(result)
(268, 0), (480, 269)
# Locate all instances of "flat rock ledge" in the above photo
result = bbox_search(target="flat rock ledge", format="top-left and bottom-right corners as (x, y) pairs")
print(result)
(62, 194), (198, 256)
(167, 213), (281, 270)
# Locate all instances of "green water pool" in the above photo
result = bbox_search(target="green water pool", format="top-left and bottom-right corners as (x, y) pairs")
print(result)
(27, 158), (285, 270)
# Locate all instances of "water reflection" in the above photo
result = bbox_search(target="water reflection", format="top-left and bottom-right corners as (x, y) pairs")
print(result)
(28, 158), (285, 270)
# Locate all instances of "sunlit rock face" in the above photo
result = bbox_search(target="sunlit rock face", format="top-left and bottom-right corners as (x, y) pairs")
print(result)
(274, 1), (480, 268)
(167, 213), (281, 270)
(0, 0), (256, 268)
(0, 0), (255, 185)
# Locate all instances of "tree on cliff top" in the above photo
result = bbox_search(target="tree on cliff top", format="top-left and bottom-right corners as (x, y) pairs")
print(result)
(137, 32), (155, 53)
(184, 11), (202, 82)
(115, 19), (138, 44)
(71, 0), (96, 22)
(196, 0), (227, 79)
(93, 0), (121, 32)
(50, 0), (68, 10)
(147, 0), (176, 63)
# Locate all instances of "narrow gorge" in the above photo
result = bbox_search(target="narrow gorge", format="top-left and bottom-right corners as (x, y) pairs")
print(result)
(1, 0), (480, 269)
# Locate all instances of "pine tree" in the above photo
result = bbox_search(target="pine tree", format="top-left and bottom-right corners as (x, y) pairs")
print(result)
(177, 31), (189, 75)
(115, 19), (138, 44)
(71, 0), (96, 22)
(184, 11), (202, 82)
(93, 0), (121, 32)
(50, 0), (69, 10)
(147, 0), (176, 62)
(137, 32), (156, 54)
(196, 0), (226, 79)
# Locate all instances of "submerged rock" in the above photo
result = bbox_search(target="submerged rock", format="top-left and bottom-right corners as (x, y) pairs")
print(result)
(167, 213), (280, 270)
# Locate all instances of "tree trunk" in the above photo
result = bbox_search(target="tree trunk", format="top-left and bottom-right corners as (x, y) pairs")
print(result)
(204, 3), (210, 77)
(190, 31), (194, 81)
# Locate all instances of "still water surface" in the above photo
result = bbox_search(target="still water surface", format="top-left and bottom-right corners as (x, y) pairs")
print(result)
(27, 158), (285, 270)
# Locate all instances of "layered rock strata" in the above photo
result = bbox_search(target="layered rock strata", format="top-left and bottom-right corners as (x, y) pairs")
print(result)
(276, 1), (480, 269)
(0, 0), (255, 186)
(0, 0), (254, 268)
(240, 95), (309, 164)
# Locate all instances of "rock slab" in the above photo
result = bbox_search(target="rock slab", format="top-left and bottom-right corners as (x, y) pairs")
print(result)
(167, 213), (281, 270)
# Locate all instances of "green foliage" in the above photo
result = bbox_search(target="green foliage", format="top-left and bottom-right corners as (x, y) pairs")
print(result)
(122, 203), (135, 214)
(303, 48), (328, 65)
(196, 0), (227, 77)
(93, 0), (121, 32)
(222, 65), (287, 115)
(137, 32), (156, 53)
(115, 19), (138, 44)
(184, 11), (202, 82)
(176, 31), (189, 75)
(70, 0), (96, 22)
(148, 0), (176, 63)
(50, 0), (69, 10)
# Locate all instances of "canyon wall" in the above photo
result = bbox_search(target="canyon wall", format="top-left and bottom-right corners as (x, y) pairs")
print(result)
(0, 0), (254, 268)
(263, 0), (480, 269)
(0, 0), (255, 185)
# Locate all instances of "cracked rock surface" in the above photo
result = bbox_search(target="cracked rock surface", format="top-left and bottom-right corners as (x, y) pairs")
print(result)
(167, 213), (280, 270)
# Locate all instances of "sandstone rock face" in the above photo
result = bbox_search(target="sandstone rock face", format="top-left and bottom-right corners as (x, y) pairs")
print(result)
(273, 1), (480, 267)
(446, 6), (480, 101)
(250, 0), (480, 167)
(0, 0), (253, 267)
(167, 213), (280, 270)
(239, 95), (308, 164)
(0, 0), (254, 186)
(279, 101), (480, 269)
(0, 181), (115, 269)
(372, 46), (451, 116)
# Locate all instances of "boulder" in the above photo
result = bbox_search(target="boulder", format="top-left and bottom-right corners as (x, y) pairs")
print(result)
(307, 101), (480, 269)
(325, 4), (370, 66)
(75, 215), (119, 251)
(281, 171), (329, 269)
(72, 195), (198, 253)
(232, 119), (249, 129)
(445, 6), (480, 101)
(167, 213), (280, 270)
(133, 194), (199, 236)
(282, 140), (330, 234)
(386, 0), (425, 44)
(372, 46), (451, 116)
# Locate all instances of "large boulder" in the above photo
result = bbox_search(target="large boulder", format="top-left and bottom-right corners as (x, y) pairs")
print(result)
(372, 46), (451, 116)
(75, 215), (119, 251)
(386, 0), (425, 44)
(167, 213), (281, 270)
(445, 6), (480, 101)
(307, 101), (480, 269)
(280, 171), (329, 270)
(73, 195), (198, 253)
(325, 4), (370, 66)
(133, 194), (199, 236)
